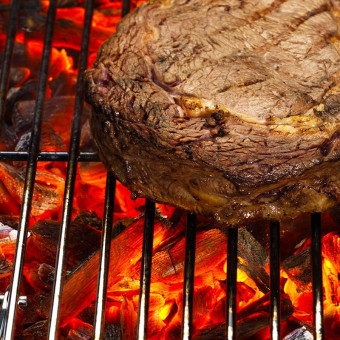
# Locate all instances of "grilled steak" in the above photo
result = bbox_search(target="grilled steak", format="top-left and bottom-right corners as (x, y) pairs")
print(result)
(85, 0), (340, 225)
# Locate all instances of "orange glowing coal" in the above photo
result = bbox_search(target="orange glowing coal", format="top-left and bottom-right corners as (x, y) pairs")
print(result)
(1, 1), (340, 339)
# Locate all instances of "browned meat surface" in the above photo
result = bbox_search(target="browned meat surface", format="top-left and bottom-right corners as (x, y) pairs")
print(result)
(85, 0), (340, 225)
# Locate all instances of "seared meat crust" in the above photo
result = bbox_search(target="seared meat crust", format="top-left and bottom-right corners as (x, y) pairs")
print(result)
(85, 0), (340, 224)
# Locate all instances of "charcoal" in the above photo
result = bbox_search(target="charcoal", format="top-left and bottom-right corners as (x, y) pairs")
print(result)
(13, 96), (75, 139)
(323, 232), (340, 272)
(24, 13), (111, 52)
(0, 123), (18, 151)
(283, 326), (313, 340)
(329, 204), (340, 225)
(0, 219), (18, 258)
(168, 208), (186, 228)
(24, 263), (53, 292)
(0, 163), (64, 216)
(22, 320), (48, 340)
(28, 213), (102, 269)
(78, 162), (107, 189)
(76, 305), (95, 325)
(66, 320), (93, 340)
(50, 70), (77, 97)
(8, 67), (30, 88)
(15, 125), (66, 154)
(39, 124), (66, 151)
(282, 247), (312, 289)
(15, 132), (31, 151)
(12, 101), (35, 137)
(0, 220), (18, 241)
(37, 263), (55, 288)
(67, 330), (92, 340)
(39, 218), (262, 329)
(0, 43), (28, 70)
(279, 215), (312, 260)
(80, 118), (96, 152)
(19, 294), (47, 326)
(40, 216), (167, 326)
(0, 255), (12, 292)
(72, 211), (102, 231)
(0, 164), (64, 216)
(0, 215), (19, 229)
(147, 228), (226, 283)
(26, 220), (59, 266)
(0, 64), (30, 93)
(245, 215), (313, 261)
(194, 293), (294, 339)
(0, 255), (12, 276)
(321, 232), (340, 307)
(5, 80), (38, 124)
(104, 323), (122, 340)
(56, 0), (82, 8)
(237, 228), (270, 293)
(120, 297), (137, 340)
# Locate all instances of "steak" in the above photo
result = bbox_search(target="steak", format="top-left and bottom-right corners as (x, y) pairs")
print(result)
(85, 0), (340, 225)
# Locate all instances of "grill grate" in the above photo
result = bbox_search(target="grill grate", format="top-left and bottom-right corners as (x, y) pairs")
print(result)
(0, 0), (20, 120)
(270, 221), (280, 340)
(0, 0), (325, 339)
(182, 212), (196, 340)
(311, 213), (324, 340)
(137, 200), (156, 340)
(93, 172), (116, 339)
(0, 151), (100, 162)
(3, 0), (58, 338)
(47, 0), (93, 336)
(226, 228), (238, 340)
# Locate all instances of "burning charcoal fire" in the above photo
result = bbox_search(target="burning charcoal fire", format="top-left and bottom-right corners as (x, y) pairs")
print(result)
(0, 0), (339, 339)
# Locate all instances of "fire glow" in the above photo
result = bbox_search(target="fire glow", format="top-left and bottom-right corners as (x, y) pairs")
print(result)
(0, 0), (340, 339)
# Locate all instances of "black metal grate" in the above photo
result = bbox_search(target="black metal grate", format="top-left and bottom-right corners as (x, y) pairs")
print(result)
(0, 0), (325, 339)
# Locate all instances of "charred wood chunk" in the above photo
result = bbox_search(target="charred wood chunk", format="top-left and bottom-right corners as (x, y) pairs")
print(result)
(28, 212), (102, 269)
(282, 247), (312, 289)
(22, 320), (48, 340)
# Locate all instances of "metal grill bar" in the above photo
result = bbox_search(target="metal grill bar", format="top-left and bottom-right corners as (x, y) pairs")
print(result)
(270, 221), (280, 340)
(121, 0), (131, 17)
(226, 227), (238, 340)
(0, 151), (100, 162)
(137, 200), (155, 340)
(3, 1), (57, 338)
(311, 212), (324, 340)
(93, 3), (129, 337)
(93, 172), (116, 340)
(181, 213), (196, 340)
(47, 0), (94, 338)
(0, 0), (20, 120)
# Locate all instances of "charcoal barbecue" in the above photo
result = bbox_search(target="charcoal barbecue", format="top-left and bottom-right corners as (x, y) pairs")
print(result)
(0, 0), (325, 339)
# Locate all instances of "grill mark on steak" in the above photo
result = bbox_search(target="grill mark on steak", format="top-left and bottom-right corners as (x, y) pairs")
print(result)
(321, 129), (340, 156)
(208, 0), (289, 28)
(217, 78), (268, 93)
(148, 4), (336, 120)
(291, 3), (329, 28)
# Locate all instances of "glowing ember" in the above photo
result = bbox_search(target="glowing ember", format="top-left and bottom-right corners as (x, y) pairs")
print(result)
(1, 0), (340, 339)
